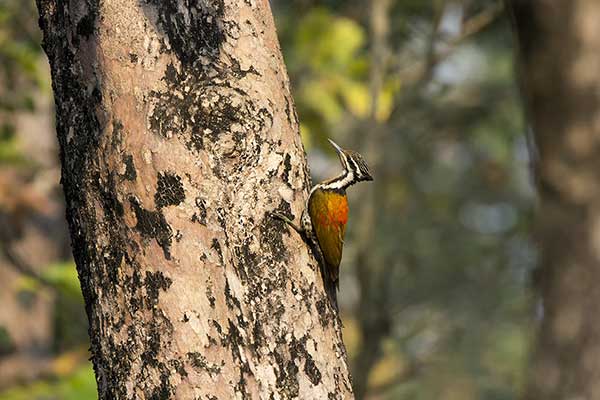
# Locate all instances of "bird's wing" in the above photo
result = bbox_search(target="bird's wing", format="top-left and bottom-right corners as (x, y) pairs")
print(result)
(308, 192), (348, 283)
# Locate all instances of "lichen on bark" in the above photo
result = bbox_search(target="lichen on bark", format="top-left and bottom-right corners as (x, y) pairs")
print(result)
(36, 0), (353, 398)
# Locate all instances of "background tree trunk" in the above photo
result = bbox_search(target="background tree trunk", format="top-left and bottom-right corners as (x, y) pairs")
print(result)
(351, 0), (392, 398)
(508, 1), (600, 399)
(35, 0), (353, 398)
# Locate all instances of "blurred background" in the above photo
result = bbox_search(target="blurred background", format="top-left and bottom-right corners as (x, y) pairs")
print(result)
(0, 0), (536, 399)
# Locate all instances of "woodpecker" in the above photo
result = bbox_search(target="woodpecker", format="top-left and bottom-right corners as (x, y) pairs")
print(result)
(273, 139), (373, 305)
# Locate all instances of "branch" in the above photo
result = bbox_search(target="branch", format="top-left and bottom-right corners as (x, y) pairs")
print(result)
(395, 1), (505, 85)
(0, 219), (56, 289)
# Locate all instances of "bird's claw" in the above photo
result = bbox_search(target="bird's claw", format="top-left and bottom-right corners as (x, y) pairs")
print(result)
(269, 211), (303, 235)
(269, 211), (290, 222)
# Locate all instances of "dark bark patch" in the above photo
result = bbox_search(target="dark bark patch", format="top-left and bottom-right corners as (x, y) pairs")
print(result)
(141, 323), (162, 367)
(155, 171), (185, 208)
(145, 0), (225, 66)
(191, 197), (207, 225)
(102, 239), (124, 290)
(96, 172), (124, 218)
(149, 82), (241, 154)
(206, 285), (216, 308)
(234, 369), (251, 399)
(291, 281), (314, 314)
(289, 336), (321, 386)
(224, 280), (242, 311)
(122, 154), (137, 181)
(129, 197), (173, 260)
(207, 335), (218, 347)
(316, 298), (330, 328)
(76, 11), (96, 39)
(149, 79), (249, 159)
(187, 352), (222, 376)
(260, 200), (291, 261)
(222, 319), (251, 397)
(251, 319), (264, 348)
(102, 334), (133, 398)
(91, 86), (102, 103)
(192, 97), (241, 147)
(274, 350), (300, 399)
(125, 269), (143, 314)
(272, 303), (285, 324)
(169, 359), (188, 377)
(282, 153), (292, 186)
(211, 238), (224, 265)
(149, 363), (173, 400)
(111, 118), (124, 150)
(148, 54), (270, 177)
(211, 319), (223, 335)
(145, 271), (173, 309)
(216, 207), (227, 232)
(233, 243), (256, 283)
(304, 355), (321, 386)
(129, 53), (138, 63)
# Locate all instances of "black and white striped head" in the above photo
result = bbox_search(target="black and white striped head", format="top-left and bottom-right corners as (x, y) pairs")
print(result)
(328, 139), (373, 182)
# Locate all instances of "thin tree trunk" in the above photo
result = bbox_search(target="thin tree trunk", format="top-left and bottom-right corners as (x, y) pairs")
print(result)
(508, 1), (600, 399)
(36, 0), (353, 398)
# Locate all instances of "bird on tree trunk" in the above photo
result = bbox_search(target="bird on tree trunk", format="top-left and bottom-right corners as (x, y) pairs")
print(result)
(273, 139), (373, 307)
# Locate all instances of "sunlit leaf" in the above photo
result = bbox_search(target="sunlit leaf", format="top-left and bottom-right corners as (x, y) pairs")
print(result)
(300, 79), (344, 123)
(295, 8), (365, 73)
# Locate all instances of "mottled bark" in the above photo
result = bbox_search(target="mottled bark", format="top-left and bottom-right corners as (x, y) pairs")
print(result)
(35, 0), (353, 398)
(508, 1), (600, 399)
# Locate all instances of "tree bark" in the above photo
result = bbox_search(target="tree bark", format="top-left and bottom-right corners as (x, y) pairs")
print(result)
(36, 0), (353, 398)
(507, 1), (600, 399)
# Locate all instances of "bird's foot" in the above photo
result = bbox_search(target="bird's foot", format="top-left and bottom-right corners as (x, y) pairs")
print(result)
(269, 212), (304, 235)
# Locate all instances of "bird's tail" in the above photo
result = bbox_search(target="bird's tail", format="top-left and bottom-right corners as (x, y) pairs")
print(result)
(326, 278), (338, 311)
(306, 236), (339, 311)
(324, 264), (339, 311)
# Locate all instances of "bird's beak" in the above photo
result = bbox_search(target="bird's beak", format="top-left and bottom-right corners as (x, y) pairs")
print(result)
(365, 173), (374, 181)
(328, 138), (343, 155)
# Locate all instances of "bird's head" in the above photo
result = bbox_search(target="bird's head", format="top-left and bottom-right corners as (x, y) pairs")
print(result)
(328, 139), (373, 182)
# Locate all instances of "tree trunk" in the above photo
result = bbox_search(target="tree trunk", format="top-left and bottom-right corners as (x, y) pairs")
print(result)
(508, 2), (600, 399)
(35, 0), (353, 398)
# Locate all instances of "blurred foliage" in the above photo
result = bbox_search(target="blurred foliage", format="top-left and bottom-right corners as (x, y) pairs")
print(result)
(0, 0), (43, 109)
(14, 260), (88, 352)
(0, 327), (14, 356)
(0, 0), (45, 166)
(1, 260), (90, 399)
(0, 364), (95, 400)
(0, 125), (26, 165)
(0, 0), (535, 399)
(282, 7), (399, 147)
(41, 262), (85, 301)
